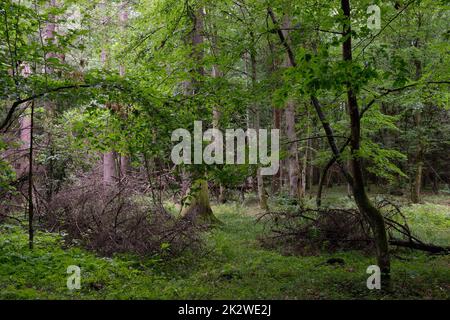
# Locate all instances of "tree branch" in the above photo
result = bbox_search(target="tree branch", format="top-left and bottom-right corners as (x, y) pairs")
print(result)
(1, 84), (94, 132)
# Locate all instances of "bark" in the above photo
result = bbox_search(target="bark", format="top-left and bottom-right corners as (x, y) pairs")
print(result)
(268, 37), (282, 194)
(181, 6), (217, 223)
(411, 40), (423, 203)
(18, 105), (31, 177)
(282, 16), (302, 201)
(390, 239), (449, 254)
(307, 121), (315, 193)
(182, 180), (220, 225)
(211, 32), (226, 203)
(118, 2), (130, 178)
(248, 44), (269, 210)
(119, 155), (129, 178)
(28, 101), (35, 250)
(410, 134), (423, 204)
(42, 0), (63, 200)
(302, 104), (311, 195)
(272, 107), (282, 193)
(100, 19), (117, 185)
(341, 0), (390, 286)
(103, 151), (117, 185)
(316, 157), (335, 207)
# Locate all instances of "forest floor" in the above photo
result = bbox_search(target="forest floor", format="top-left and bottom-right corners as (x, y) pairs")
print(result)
(0, 191), (449, 299)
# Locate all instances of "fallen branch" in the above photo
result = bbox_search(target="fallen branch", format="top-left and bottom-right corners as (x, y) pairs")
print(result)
(389, 239), (449, 254)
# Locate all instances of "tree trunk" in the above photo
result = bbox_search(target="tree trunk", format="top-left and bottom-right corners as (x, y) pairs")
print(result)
(28, 101), (35, 249)
(118, 2), (129, 178)
(282, 17), (301, 201)
(411, 145), (423, 203)
(248, 43), (269, 211)
(181, 6), (217, 223)
(272, 107), (282, 194)
(182, 179), (220, 225)
(341, 0), (390, 287)
(103, 151), (117, 186)
(411, 39), (423, 203)
(211, 35), (226, 203)
(285, 100), (301, 200)
(99, 19), (117, 185)
(18, 105), (31, 177)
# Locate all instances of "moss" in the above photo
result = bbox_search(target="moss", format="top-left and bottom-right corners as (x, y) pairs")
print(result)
(181, 179), (222, 225)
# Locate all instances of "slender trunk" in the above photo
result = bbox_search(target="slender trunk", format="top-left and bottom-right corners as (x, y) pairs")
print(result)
(411, 161), (423, 202)
(103, 151), (117, 185)
(346, 159), (352, 198)
(316, 162), (332, 207)
(282, 16), (301, 200)
(249, 44), (269, 210)
(19, 108), (31, 177)
(307, 140), (314, 193)
(411, 113), (423, 203)
(44, 0), (64, 201)
(272, 107), (282, 194)
(285, 100), (301, 199)
(28, 101), (35, 250)
(301, 104), (310, 196)
(341, 0), (390, 286)
(118, 2), (129, 178)
(102, 49), (116, 186)
(212, 44), (226, 203)
(411, 41), (423, 203)
(256, 112), (269, 211)
(99, 20), (117, 185)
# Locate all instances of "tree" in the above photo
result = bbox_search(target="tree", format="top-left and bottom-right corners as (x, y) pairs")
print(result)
(180, 4), (219, 225)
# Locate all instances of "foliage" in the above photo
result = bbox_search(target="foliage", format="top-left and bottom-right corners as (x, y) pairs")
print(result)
(0, 201), (449, 299)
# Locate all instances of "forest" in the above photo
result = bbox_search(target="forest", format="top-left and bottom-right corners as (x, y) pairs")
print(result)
(0, 0), (449, 301)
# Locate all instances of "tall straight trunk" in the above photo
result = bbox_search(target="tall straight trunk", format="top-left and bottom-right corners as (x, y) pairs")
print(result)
(272, 107), (282, 194)
(19, 104), (31, 177)
(256, 112), (269, 210)
(341, 0), (390, 286)
(411, 110), (423, 203)
(211, 25), (226, 203)
(43, 0), (64, 200)
(411, 37), (423, 203)
(301, 104), (310, 196)
(307, 136), (314, 192)
(97, 2), (119, 185)
(103, 151), (117, 185)
(282, 17), (302, 200)
(347, 159), (352, 197)
(285, 101), (301, 199)
(248, 43), (269, 210)
(118, 2), (129, 178)
(212, 66), (226, 203)
(28, 101), (35, 249)
(411, 158), (423, 203)
(268, 39), (282, 195)
(101, 47), (117, 185)
(181, 6), (217, 224)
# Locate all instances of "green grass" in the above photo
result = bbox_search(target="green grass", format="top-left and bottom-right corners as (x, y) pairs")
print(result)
(0, 200), (449, 300)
